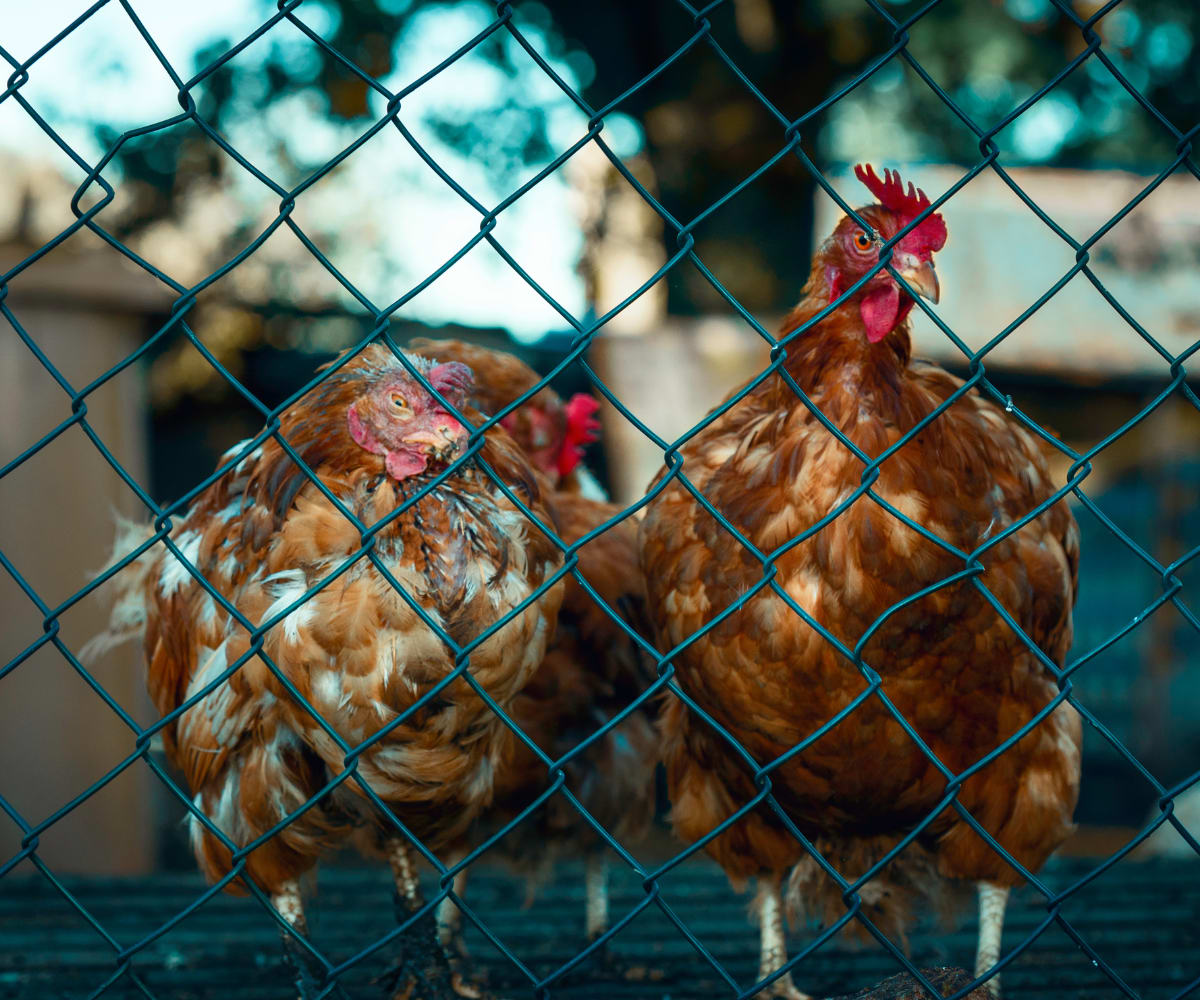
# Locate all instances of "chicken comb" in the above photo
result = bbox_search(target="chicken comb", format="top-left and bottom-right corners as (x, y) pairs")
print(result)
(557, 393), (601, 477)
(853, 163), (947, 255)
(427, 360), (475, 403)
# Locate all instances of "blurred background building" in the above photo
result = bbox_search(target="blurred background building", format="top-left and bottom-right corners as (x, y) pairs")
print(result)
(1, 0), (1198, 874)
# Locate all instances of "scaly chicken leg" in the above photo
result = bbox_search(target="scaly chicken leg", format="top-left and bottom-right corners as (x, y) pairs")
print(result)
(385, 837), (482, 1000)
(582, 852), (633, 977)
(752, 875), (810, 1000)
(273, 880), (326, 1000)
(974, 882), (1009, 998)
(387, 836), (424, 914)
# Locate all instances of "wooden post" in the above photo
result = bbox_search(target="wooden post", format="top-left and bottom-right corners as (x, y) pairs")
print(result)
(0, 242), (167, 874)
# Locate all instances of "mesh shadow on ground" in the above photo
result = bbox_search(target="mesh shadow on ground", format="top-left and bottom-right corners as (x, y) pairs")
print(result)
(1, 857), (1196, 999)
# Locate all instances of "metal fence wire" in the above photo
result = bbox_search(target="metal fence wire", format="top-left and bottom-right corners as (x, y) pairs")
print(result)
(2, 1), (1199, 998)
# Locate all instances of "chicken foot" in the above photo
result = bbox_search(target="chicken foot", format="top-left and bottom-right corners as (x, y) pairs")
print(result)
(752, 875), (811, 1000)
(382, 837), (483, 1000)
(974, 882), (1009, 998)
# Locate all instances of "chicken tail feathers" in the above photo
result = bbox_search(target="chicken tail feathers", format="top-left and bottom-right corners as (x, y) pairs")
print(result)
(80, 514), (158, 664)
(785, 836), (963, 951)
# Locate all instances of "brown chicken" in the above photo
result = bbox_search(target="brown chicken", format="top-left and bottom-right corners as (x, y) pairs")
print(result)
(88, 345), (564, 999)
(638, 166), (1081, 998)
(409, 339), (658, 954)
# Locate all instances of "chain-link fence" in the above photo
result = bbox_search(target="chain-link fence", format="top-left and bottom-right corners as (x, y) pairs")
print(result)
(2, 1), (1199, 998)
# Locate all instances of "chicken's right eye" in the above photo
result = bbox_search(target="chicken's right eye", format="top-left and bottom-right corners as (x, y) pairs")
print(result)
(391, 394), (408, 409)
(853, 231), (873, 251)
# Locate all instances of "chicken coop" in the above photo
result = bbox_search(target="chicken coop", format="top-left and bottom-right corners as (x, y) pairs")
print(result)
(1, 2), (1198, 1000)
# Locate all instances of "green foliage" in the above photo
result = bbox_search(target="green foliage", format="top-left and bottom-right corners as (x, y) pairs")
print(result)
(824, 0), (1199, 168)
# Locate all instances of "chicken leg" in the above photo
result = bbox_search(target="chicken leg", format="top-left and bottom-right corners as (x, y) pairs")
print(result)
(974, 882), (1009, 998)
(435, 852), (468, 955)
(384, 837), (482, 1000)
(273, 880), (326, 1000)
(388, 836), (423, 914)
(585, 853), (609, 941)
(582, 852), (636, 977)
(752, 875), (811, 1000)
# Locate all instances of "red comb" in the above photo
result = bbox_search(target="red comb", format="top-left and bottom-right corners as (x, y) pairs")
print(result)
(427, 361), (474, 404)
(557, 393), (601, 477)
(853, 163), (947, 256)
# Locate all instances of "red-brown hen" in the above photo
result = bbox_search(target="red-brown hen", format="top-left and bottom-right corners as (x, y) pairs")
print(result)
(639, 166), (1081, 999)
(89, 344), (564, 1000)
(408, 339), (658, 956)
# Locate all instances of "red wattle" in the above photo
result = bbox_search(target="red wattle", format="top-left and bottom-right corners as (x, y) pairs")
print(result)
(860, 285), (901, 343)
(385, 449), (428, 480)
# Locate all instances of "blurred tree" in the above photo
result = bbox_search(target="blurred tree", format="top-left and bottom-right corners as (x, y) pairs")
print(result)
(103, 0), (1197, 320)
(101, 0), (889, 319)
(822, 0), (1200, 173)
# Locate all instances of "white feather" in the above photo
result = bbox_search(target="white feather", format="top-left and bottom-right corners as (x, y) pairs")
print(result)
(573, 465), (610, 502)
(158, 531), (203, 597)
(218, 438), (263, 476)
(80, 515), (158, 663)
(313, 670), (343, 712)
(187, 793), (205, 856)
(261, 569), (314, 644)
(198, 594), (219, 628)
(182, 641), (244, 751)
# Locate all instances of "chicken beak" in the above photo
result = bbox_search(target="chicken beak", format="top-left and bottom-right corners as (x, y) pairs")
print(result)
(896, 256), (940, 304)
(403, 423), (468, 462)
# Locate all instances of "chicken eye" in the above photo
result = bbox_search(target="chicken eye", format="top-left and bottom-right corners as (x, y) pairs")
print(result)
(853, 231), (873, 252)
(390, 394), (408, 410)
